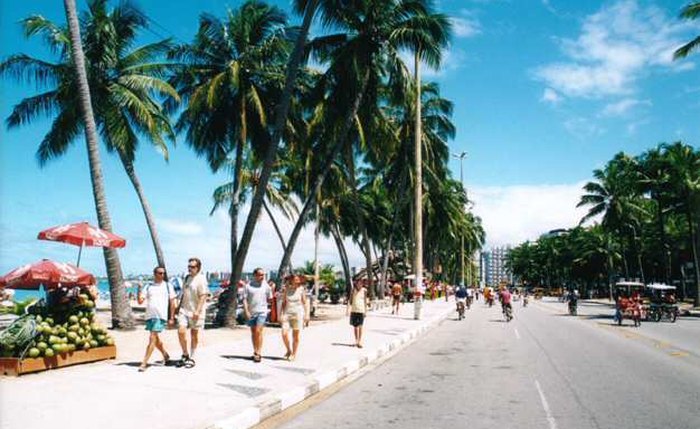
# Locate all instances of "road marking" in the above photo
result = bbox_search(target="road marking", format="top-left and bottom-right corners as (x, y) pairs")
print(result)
(535, 380), (558, 429)
(514, 328), (521, 340)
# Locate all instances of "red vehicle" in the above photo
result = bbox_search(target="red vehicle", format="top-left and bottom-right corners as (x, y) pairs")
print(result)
(613, 281), (644, 327)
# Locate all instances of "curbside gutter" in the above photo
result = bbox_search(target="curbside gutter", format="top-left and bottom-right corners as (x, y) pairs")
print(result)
(207, 303), (454, 429)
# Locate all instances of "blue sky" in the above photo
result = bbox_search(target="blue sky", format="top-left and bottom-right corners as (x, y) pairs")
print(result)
(1, 0), (700, 276)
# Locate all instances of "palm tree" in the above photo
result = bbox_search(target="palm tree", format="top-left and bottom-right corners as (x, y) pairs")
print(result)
(231, 0), (320, 293)
(2, 0), (177, 274)
(577, 153), (648, 279)
(662, 142), (700, 305)
(64, 0), (131, 328)
(210, 155), (299, 254)
(170, 1), (291, 281)
(275, 0), (451, 286)
(3, 0), (182, 328)
(674, 3), (700, 59)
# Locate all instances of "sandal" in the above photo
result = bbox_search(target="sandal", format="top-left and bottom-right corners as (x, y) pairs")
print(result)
(284, 351), (292, 361)
(138, 364), (148, 372)
(253, 353), (262, 363)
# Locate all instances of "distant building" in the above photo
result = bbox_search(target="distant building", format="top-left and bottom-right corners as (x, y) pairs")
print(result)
(481, 246), (513, 287)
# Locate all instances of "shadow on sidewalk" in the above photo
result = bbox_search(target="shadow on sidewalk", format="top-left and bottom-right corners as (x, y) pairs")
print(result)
(331, 342), (357, 347)
(221, 354), (288, 362)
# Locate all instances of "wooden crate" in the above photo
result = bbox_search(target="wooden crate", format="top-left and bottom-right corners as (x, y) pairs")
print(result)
(0, 345), (116, 376)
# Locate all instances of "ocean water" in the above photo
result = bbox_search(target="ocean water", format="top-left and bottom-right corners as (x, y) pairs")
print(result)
(10, 279), (222, 303)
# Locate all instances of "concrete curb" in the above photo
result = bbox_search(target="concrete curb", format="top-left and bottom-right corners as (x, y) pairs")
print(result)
(207, 304), (454, 429)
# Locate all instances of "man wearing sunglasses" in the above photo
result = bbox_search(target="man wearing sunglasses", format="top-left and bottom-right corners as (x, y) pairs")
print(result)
(176, 257), (209, 368)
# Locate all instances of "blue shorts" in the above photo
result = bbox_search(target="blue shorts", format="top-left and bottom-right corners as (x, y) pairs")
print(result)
(146, 318), (166, 332)
(247, 312), (268, 327)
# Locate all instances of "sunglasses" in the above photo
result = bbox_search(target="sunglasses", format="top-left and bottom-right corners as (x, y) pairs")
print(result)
(188, 265), (198, 269)
(155, 271), (165, 275)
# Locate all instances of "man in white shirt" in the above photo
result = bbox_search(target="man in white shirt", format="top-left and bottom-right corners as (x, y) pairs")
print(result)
(176, 257), (210, 367)
(137, 266), (176, 372)
(243, 268), (272, 362)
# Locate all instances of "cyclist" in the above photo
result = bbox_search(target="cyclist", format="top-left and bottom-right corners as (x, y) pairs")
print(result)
(455, 284), (468, 319)
(500, 286), (513, 320)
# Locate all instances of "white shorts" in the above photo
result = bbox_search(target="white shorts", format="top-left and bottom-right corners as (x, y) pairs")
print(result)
(281, 310), (304, 330)
(456, 297), (466, 304)
(177, 312), (205, 329)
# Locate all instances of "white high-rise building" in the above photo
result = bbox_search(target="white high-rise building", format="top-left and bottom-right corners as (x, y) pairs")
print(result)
(481, 246), (512, 287)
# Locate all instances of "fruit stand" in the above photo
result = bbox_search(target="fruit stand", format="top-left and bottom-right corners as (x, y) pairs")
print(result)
(0, 260), (117, 376)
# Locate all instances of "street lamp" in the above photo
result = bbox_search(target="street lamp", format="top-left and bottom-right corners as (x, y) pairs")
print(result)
(452, 151), (467, 287)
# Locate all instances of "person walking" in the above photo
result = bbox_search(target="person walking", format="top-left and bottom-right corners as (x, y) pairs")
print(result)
(176, 257), (210, 368)
(244, 268), (272, 362)
(391, 282), (402, 314)
(280, 274), (309, 361)
(138, 266), (176, 372)
(347, 281), (369, 348)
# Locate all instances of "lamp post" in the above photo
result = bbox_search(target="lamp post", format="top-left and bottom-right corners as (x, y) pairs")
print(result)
(452, 151), (467, 287)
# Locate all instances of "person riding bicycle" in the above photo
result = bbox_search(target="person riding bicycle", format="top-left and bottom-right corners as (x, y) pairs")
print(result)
(500, 287), (512, 314)
(455, 284), (468, 314)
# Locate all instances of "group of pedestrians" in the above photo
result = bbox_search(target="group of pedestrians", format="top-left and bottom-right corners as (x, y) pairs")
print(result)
(138, 258), (208, 371)
(137, 262), (373, 370)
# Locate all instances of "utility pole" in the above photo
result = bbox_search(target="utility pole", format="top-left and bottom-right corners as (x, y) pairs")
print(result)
(452, 151), (467, 287)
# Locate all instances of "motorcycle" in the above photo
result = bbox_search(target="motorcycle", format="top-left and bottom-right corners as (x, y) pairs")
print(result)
(568, 299), (577, 316)
(522, 296), (529, 307)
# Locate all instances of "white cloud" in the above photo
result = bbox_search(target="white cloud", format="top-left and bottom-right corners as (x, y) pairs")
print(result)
(601, 98), (651, 117)
(452, 16), (481, 38)
(159, 219), (204, 236)
(534, 0), (697, 99)
(470, 182), (589, 248)
(541, 87), (563, 104)
(563, 116), (605, 140)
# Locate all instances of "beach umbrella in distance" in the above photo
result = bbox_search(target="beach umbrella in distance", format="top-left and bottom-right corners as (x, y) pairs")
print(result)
(0, 259), (96, 290)
(37, 221), (126, 266)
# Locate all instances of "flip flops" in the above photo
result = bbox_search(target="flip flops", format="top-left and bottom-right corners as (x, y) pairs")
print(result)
(253, 353), (262, 363)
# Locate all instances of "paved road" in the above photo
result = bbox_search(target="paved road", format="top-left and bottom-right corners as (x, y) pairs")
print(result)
(269, 298), (700, 429)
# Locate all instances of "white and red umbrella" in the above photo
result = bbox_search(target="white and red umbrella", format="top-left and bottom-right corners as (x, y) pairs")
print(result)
(0, 259), (96, 290)
(37, 221), (126, 266)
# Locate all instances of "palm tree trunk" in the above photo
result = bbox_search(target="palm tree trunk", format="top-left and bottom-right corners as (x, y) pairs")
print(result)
(119, 153), (166, 269)
(63, 0), (132, 329)
(276, 70), (371, 279)
(346, 149), (374, 298)
(331, 223), (352, 297)
(413, 50), (423, 317)
(263, 199), (287, 252)
(228, 2), (319, 319)
(230, 136), (245, 272)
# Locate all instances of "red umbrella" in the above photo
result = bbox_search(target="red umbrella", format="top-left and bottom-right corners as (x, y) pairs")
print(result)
(37, 221), (126, 266)
(0, 259), (96, 290)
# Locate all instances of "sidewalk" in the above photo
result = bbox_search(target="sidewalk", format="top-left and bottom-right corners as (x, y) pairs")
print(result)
(0, 298), (454, 429)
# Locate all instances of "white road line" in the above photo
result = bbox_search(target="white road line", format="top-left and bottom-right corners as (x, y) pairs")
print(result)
(535, 380), (558, 429)
(514, 328), (521, 339)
